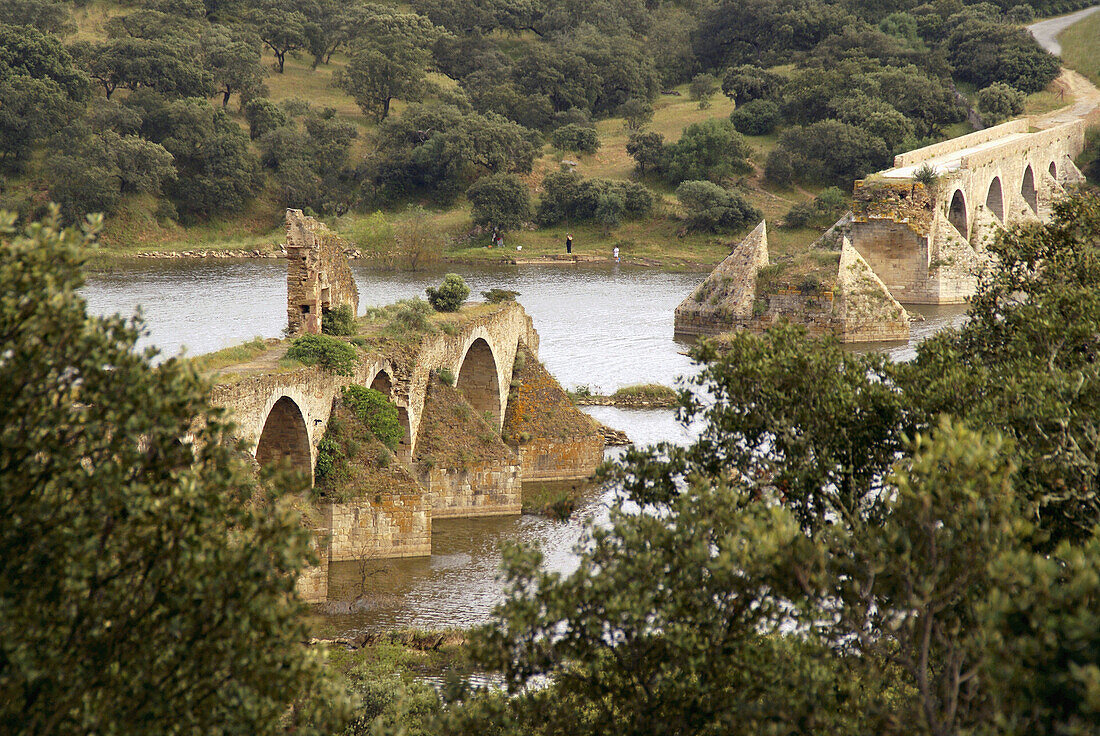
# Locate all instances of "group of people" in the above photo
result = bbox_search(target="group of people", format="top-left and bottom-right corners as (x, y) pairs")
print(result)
(487, 230), (619, 262)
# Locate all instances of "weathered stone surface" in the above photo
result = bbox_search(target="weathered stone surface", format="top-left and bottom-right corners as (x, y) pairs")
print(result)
(673, 220), (769, 333)
(850, 118), (1086, 304)
(673, 221), (910, 343)
(285, 209), (359, 335)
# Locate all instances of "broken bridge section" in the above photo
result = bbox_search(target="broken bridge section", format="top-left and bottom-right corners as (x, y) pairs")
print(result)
(850, 118), (1086, 304)
(285, 208), (359, 335)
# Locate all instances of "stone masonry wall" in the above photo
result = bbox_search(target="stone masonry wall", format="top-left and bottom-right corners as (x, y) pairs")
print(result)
(517, 436), (606, 482)
(325, 493), (431, 560)
(285, 209), (360, 335)
(421, 461), (522, 517)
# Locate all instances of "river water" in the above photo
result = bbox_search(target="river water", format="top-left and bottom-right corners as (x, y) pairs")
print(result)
(82, 259), (965, 633)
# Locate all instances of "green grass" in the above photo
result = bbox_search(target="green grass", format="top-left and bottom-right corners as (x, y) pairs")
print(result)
(189, 337), (274, 371)
(611, 383), (678, 400)
(1059, 9), (1100, 88)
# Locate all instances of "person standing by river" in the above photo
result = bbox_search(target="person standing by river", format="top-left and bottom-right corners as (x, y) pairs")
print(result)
(566, 233), (573, 254)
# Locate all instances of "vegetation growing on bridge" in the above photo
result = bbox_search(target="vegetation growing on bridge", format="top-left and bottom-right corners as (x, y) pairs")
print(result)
(426, 274), (471, 313)
(342, 385), (403, 451)
(285, 333), (358, 375)
(314, 403), (415, 505)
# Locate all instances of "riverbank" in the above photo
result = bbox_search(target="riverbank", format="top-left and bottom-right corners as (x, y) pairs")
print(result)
(571, 383), (680, 409)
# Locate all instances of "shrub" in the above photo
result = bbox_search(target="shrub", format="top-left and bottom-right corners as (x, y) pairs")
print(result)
(551, 124), (600, 154)
(536, 172), (655, 226)
(285, 333), (357, 375)
(467, 173), (531, 231)
(243, 97), (287, 140)
(729, 99), (780, 136)
(722, 65), (785, 104)
(675, 180), (762, 233)
(977, 82), (1026, 125)
(342, 385), (403, 450)
(688, 73), (719, 108)
(438, 367), (455, 386)
(665, 119), (752, 185)
(426, 274), (470, 312)
(321, 304), (356, 336)
(784, 187), (848, 228)
(765, 149), (794, 185)
(483, 288), (519, 303)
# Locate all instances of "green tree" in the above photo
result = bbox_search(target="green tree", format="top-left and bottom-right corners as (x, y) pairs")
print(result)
(776, 120), (890, 186)
(47, 131), (176, 220)
(665, 118), (752, 185)
(977, 81), (1025, 125)
(244, 96), (287, 139)
(948, 19), (1059, 93)
(0, 208), (351, 735)
(688, 72), (719, 109)
(74, 38), (216, 99)
(202, 27), (266, 107)
(626, 131), (667, 176)
(426, 273), (470, 312)
(333, 8), (443, 120)
(0, 23), (89, 170)
(728, 99), (780, 136)
(467, 173), (531, 232)
(5, 0), (75, 35)
(342, 385), (403, 449)
(250, 0), (308, 73)
(721, 64), (785, 104)
(550, 123), (600, 154)
(617, 98), (654, 131)
(675, 180), (761, 233)
(143, 98), (263, 218)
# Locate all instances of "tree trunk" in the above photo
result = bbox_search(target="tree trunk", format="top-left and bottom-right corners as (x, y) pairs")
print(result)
(382, 96), (391, 119)
(275, 50), (285, 73)
(222, 88), (231, 107)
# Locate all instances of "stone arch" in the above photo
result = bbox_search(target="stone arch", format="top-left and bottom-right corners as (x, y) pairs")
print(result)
(948, 189), (968, 238)
(1049, 160), (1058, 180)
(985, 176), (1004, 223)
(1021, 165), (1037, 214)
(456, 337), (502, 429)
(396, 405), (413, 460)
(370, 369), (392, 397)
(256, 396), (312, 482)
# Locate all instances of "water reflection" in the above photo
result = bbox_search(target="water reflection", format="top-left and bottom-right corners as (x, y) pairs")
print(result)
(81, 260), (967, 634)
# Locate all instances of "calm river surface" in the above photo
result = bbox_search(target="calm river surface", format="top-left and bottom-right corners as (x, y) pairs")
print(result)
(83, 259), (965, 633)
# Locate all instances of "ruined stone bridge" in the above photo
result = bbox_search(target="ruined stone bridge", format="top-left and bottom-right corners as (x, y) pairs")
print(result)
(851, 118), (1086, 303)
(205, 211), (603, 599)
(209, 300), (539, 487)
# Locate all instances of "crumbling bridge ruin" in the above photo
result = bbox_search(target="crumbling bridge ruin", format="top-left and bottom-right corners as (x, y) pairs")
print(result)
(851, 118), (1086, 304)
(207, 211), (603, 601)
(676, 117), (1086, 341)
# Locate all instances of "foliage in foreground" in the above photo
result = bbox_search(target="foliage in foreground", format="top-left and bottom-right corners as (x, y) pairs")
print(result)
(434, 192), (1100, 736)
(0, 208), (351, 734)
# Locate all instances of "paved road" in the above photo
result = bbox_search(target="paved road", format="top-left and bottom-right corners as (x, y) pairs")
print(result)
(1028, 5), (1100, 55)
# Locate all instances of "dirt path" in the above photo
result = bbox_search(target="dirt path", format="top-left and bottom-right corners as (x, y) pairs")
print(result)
(1027, 6), (1100, 56)
(1027, 8), (1100, 128)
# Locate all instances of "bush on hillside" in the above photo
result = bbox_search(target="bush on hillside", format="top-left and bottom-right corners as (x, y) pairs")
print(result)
(285, 333), (357, 375)
(977, 83), (1026, 126)
(784, 187), (848, 229)
(675, 180), (761, 233)
(426, 274), (470, 312)
(729, 99), (780, 136)
(536, 171), (655, 226)
(551, 123), (600, 154)
(467, 173), (531, 231)
(342, 385), (403, 450)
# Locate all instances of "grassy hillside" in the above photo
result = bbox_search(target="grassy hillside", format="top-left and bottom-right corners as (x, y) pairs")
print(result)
(68, 1), (1078, 271)
(1058, 9), (1100, 88)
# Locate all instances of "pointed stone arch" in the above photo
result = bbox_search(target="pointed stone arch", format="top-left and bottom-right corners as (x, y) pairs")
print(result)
(370, 369), (392, 397)
(948, 189), (968, 238)
(1021, 165), (1037, 214)
(985, 176), (1004, 223)
(256, 396), (312, 482)
(456, 337), (502, 429)
(1049, 160), (1058, 180)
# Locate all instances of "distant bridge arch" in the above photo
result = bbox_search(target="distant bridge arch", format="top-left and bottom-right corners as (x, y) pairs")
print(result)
(456, 336), (503, 430)
(255, 394), (313, 484)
